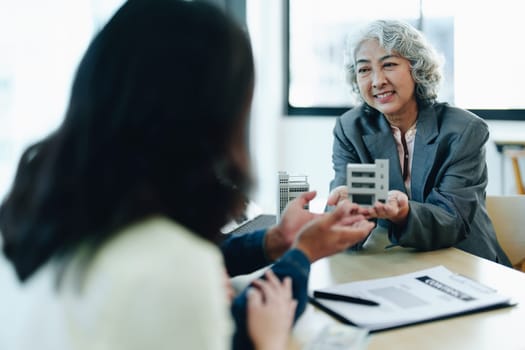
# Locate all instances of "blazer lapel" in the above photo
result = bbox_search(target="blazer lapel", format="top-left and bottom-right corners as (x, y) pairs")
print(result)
(362, 115), (406, 192)
(411, 106), (440, 202)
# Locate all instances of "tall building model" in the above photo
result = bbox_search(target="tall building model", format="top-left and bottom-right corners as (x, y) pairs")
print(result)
(278, 171), (309, 220)
(346, 159), (389, 207)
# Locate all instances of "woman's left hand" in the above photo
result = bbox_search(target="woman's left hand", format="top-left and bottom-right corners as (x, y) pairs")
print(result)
(361, 190), (410, 225)
(247, 270), (297, 350)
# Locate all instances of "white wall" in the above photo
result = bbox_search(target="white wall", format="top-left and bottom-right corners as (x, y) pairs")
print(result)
(278, 118), (525, 199)
(246, 0), (282, 212)
(247, 0), (525, 214)
(0, 3), (124, 349)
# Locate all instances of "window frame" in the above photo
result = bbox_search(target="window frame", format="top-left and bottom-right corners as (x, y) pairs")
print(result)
(284, 0), (525, 120)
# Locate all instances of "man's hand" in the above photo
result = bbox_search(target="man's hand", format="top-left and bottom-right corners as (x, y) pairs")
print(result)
(264, 191), (321, 261)
(293, 200), (375, 262)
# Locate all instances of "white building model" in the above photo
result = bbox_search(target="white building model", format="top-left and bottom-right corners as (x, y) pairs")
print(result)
(278, 171), (309, 220)
(346, 159), (389, 207)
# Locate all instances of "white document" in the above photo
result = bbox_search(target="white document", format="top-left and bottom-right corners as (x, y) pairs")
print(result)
(304, 323), (369, 350)
(310, 265), (513, 332)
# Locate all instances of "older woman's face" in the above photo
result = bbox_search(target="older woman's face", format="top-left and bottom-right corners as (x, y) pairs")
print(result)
(355, 39), (417, 121)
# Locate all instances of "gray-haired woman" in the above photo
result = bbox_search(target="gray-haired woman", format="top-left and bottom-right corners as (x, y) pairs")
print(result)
(327, 19), (511, 266)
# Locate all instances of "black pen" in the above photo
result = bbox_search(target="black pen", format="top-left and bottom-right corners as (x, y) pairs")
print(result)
(313, 290), (380, 306)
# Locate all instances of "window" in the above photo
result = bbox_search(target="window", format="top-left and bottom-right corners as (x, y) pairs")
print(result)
(287, 0), (525, 120)
(0, 0), (125, 198)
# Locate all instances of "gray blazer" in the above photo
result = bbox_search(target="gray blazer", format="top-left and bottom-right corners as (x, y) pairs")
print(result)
(330, 102), (511, 266)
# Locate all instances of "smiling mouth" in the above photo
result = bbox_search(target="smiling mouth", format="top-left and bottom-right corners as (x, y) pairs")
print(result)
(374, 91), (394, 99)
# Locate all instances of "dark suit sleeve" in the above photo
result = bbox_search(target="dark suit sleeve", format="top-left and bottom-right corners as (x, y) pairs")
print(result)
(220, 229), (271, 277)
(230, 249), (310, 350)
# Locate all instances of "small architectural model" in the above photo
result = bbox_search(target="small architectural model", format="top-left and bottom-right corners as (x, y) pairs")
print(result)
(346, 159), (389, 207)
(278, 171), (309, 220)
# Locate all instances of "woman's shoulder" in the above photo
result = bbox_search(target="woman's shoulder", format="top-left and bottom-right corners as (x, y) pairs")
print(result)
(434, 102), (486, 123)
(431, 102), (488, 130)
(337, 104), (382, 131)
(69, 216), (228, 315)
(339, 104), (372, 121)
(56, 216), (225, 297)
(93, 217), (224, 275)
(57, 217), (232, 349)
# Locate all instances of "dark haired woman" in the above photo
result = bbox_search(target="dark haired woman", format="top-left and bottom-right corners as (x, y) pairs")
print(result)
(0, 1), (374, 349)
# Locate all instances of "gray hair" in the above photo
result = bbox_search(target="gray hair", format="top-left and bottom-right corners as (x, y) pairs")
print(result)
(344, 19), (443, 106)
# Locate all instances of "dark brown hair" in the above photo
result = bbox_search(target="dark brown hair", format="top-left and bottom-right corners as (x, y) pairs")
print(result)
(0, 0), (255, 281)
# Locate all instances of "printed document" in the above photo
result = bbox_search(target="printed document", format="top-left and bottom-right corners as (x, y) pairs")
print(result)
(309, 265), (513, 332)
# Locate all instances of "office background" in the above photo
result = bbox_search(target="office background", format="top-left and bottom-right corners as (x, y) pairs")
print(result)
(1, 0), (525, 348)
(0, 0), (524, 214)
(248, 0), (525, 212)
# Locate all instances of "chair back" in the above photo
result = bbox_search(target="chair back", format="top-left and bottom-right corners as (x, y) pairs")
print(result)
(486, 195), (525, 268)
(503, 149), (525, 194)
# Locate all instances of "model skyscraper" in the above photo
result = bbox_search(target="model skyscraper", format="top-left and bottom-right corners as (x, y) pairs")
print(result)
(278, 171), (309, 220)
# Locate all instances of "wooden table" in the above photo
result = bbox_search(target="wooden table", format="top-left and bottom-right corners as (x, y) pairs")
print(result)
(292, 229), (525, 350)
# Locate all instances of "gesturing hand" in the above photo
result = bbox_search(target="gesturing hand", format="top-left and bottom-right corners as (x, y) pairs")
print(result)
(247, 270), (297, 350)
(361, 190), (410, 225)
(326, 185), (348, 207)
(264, 191), (321, 261)
(293, 199), (375, 262)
